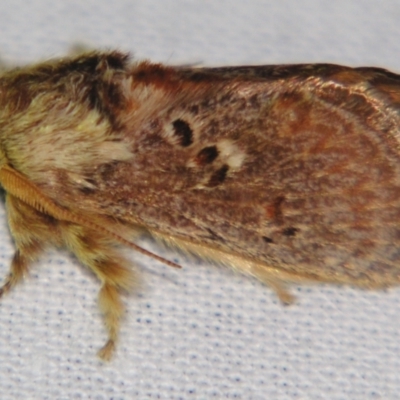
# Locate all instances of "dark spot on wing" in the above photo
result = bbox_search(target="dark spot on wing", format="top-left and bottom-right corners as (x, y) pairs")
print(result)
(172, 119), (193, 147)
(196, 146), (219, 165)
(208, 164), (229, 187)
(282, 227), (298, 237)
(262, 236), (274, 243)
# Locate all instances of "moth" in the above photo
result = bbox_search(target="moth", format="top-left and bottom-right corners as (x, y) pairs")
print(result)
(1, 51), (400, 360)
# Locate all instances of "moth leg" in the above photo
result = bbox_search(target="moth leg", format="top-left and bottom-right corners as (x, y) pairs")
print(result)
(263, 278), (295, 305)
(59, 222), (137, 360)
(0, 194), (60, 298)
(249, 262), (295, 304)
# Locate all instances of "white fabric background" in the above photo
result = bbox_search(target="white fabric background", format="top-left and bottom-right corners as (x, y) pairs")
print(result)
(0, 1), (400, 399)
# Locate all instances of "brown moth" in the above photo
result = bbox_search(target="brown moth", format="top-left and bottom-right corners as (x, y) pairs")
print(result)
(1, 51), (400, 360)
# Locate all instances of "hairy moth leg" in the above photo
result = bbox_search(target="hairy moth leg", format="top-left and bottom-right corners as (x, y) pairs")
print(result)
(253, 274), (295, 305)
(0, 194), (61, 298)
(59, 222), (137, 360)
